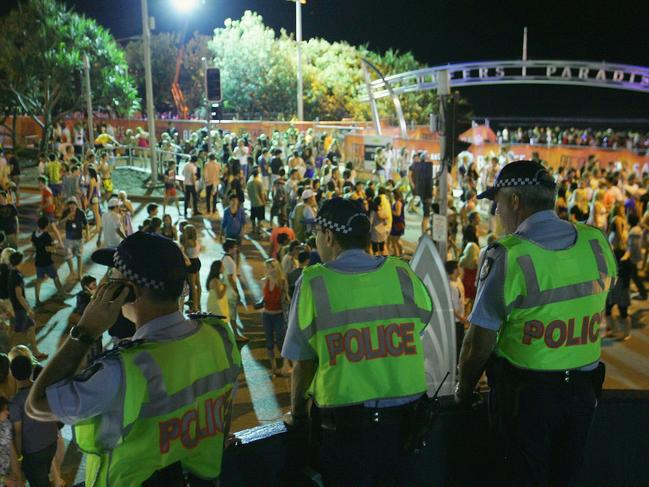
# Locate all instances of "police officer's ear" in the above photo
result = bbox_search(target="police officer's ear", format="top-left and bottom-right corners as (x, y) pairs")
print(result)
(509, 191), (521, 212)
(323, 227), (335, 247)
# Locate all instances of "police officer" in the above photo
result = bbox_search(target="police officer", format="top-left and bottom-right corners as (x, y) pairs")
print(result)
(282, 198), (433, 486)
(26, 232), (241, 486)
(455, 161), (616, 487)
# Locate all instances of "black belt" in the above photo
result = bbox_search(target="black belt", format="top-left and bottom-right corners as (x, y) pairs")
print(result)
(501, 359), (598, 385)
(317, 401), (416, 429)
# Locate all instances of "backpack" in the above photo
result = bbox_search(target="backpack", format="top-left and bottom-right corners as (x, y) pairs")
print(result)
(273, 184), (287, 209)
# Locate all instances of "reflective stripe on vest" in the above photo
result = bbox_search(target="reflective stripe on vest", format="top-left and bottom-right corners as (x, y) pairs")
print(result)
(509, 239), (611, 310)
(132, 350), (239, 420)
(496, 224), (616, 371)
(298, 258), (432, 407)
(303, 266), (432, 340)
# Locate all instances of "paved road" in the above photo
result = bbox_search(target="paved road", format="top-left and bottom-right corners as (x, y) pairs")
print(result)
(8, 189), (649, 483)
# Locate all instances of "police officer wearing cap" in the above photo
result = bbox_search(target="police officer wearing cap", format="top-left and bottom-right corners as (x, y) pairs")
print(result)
(25, 232), (241, 486)
(282, 197), (433, 486)
(455, 161), (616, 487)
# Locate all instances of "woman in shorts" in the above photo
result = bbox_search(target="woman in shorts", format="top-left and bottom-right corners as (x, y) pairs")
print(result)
(163, 161), (180, 215)
(86, 166), (102, 244)
(180, 224), (202, 313)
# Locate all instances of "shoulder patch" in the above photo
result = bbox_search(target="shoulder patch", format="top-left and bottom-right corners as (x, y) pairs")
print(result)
(479, 257), (494, 281)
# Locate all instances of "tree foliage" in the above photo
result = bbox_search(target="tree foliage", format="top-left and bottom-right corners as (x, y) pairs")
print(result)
(125, 32), (179, 113)
(205, 10), (437, 123)
(0, 0), (139, 147)
(125, 32), (211, 117)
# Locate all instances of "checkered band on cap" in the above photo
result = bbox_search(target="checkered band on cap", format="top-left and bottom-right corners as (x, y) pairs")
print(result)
(494, 177), (542, 189)
(314, 212), (368, 235)
(314, 215), (353, 234)
(113, 251), (165, 291)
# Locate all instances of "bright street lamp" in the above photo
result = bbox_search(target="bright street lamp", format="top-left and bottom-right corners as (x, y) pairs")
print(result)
(171, 0), (199, 13)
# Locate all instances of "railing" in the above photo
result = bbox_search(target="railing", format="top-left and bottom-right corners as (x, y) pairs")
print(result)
(111, 145), (192, 176)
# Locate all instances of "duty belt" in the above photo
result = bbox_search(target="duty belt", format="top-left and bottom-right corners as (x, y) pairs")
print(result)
(318, 402), (415, 430)
(501, 358), (597, 385)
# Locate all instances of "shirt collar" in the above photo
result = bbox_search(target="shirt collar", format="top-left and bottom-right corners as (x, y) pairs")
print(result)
(515, 210), (558, 235)
(334, 249), (369, 261)
(133, 311), (186, 340)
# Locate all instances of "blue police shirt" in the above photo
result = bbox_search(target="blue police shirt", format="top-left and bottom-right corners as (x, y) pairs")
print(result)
(282, 248), (422, 407)
(468, 209), (598, 371)
(47, 311), (196, 424)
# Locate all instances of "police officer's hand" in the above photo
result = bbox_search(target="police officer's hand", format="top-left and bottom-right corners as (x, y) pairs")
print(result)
(454, 385), (483, 410)
(76, 281), (133, 339)
(283, 411), (308, 431)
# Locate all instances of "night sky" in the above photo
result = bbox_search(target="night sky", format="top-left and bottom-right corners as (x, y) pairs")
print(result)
(4, 0), (649, 125)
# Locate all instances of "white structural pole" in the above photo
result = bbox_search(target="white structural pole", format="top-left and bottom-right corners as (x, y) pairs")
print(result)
(437, 70), (450, 259)
(83, 54), (94, 150)
(523, 26), (528, 61)
(296, 0), (304, 121)
(141, 0), (158, 182)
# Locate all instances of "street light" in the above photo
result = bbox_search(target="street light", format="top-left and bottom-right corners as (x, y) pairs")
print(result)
(141, 0), (157, 183)
(141, 0), (200, 185)
(171, 0), (199, 13)
(287, 0), (306, 121)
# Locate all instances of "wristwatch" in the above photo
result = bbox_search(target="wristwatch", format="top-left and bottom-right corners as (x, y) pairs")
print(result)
(69, 326), (97, 345)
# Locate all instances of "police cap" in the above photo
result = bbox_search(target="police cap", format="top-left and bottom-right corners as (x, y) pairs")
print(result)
(92, 231), (187, 293)
(310, 197), (370, 236)
(477, 160), (556, 200)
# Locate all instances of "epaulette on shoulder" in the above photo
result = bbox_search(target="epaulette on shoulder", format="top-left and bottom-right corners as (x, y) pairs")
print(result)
(90, 338), (146, 362)
(189, 312), (227, 320)
(189, 312), (228, 326)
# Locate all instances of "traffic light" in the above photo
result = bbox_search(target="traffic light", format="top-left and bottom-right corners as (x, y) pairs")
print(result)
(209, 103), (221, 121)
(205, 68), (221, 102)
(449, 93), (473, 162)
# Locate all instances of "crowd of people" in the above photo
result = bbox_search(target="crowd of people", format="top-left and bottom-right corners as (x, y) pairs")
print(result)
(497, 125), (649, 152)
(448, 151), (649, 349)
(0, 122), (427, 484)
(1, 117), (649, 484)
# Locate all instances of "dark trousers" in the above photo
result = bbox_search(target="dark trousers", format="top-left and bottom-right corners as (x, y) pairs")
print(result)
(205, 184), (218, 213)
(184, 185), (199, 215)
(142, 462), (218, 486)
(23, 441), (57, 487)
(487, 360), (604, 487)
(315, 406), (424, 487)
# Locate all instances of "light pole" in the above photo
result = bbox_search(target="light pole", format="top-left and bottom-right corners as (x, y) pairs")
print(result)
(296, 0), (304, 121)
(82, 54), (94, 151)
(288, 0), (306, 121)
(141, 0), (157, 183)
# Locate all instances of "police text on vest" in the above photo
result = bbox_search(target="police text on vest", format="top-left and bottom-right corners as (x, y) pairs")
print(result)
(325, 323), (417, 366)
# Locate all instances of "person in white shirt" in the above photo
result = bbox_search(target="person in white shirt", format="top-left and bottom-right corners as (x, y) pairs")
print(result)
(182, 156), (201, 217)
(232, 139), (249, 182)
(222, 239), (248, 342)
(100, 197), (126, 248)
(446, 260), (466, 362)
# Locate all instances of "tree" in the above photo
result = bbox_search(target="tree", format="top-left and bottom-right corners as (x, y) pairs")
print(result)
(0, 0), (139, 150)
(125, 32), (179, 113)
(180, 33), (211, 117)
(208, 11), (295, 119)
(125, 32), (212, 117)
(207, 11), (438, 124)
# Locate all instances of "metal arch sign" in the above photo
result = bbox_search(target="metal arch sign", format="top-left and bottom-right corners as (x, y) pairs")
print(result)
(359, 59), (649, 101)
